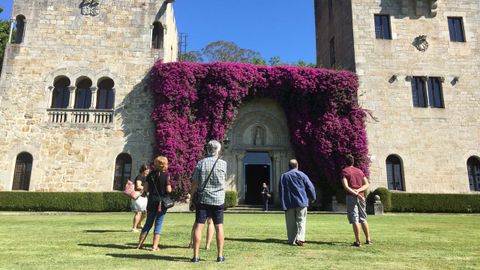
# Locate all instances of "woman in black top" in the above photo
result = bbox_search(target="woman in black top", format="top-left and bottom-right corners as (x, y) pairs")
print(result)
(136, 156), (172, 251)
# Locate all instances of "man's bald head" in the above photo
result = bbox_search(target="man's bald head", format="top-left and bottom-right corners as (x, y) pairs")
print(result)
(289, 159), (298, 170)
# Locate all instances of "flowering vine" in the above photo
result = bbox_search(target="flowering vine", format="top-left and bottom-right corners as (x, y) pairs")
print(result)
(150, 62), (369, 194)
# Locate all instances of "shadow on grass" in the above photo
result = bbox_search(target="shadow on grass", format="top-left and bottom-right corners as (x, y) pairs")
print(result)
(106, 253), (186, 261)
(79, 243), (133, 250)
(225, 237), (342, 246)
(83, 230), (130, 233)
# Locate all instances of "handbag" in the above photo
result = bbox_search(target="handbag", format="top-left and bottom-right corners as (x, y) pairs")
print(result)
(151, 172), (175, 211)
(191, 157), (220, 208)
(123, 179), (140, 200)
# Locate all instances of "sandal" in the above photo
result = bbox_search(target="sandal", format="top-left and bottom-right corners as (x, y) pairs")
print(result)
(352, 241), (361, 247)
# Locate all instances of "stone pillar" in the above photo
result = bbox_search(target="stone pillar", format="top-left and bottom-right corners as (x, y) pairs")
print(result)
(47, 86), (54, 108)
(90, 86), (98, 109)
(373, 195), (384, 215)
(68, 86), (76, 109)
(8, 19), (14, 43)
(149, 24), (154, 49)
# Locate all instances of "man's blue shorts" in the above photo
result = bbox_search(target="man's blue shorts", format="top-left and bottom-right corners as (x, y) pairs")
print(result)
(195, 203), (225, 225)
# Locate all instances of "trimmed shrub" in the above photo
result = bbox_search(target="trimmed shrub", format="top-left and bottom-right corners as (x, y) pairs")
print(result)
(0, 192), (131, 212)
(390, 193), (480, 213)
(369, 187), (392, 211)
(225, 191), (238, 209)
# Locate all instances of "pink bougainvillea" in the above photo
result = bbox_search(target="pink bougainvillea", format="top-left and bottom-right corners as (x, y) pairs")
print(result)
(150, 62), (369, 194)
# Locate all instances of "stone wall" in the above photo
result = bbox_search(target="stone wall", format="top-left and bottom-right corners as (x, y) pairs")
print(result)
(348, 0), (479, 193)
(315, 0), (356, 71)
(0, 0), (178, 191)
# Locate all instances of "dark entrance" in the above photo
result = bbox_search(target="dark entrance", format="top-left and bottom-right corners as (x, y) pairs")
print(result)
(244, 152), (271, 204)
(12, 152), (33, 191)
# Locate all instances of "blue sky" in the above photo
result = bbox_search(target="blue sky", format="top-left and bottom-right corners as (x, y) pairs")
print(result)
(1, 0), (316, 63)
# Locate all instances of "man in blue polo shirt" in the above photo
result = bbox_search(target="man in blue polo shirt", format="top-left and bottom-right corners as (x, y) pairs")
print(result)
(279, 159), (316, 246)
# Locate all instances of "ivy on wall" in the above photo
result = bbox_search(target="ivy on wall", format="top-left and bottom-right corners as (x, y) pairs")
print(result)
(150, 62), (369, 194)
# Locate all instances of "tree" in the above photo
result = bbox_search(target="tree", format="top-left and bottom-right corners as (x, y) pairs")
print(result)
(179, 50), (204, 63)
(201, 40), (262, 64)
(0, 6), (10, 76)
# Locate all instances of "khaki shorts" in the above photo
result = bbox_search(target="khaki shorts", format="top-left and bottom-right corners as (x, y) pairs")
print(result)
(346, 195), (367, 224)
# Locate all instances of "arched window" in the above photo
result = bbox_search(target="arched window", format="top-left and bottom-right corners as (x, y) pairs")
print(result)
(12, 152), (33, 191)
(96, 78), (115, 109)
(51, 76), (70, 108)
(467, 156), (480, 191)
(75, 78), (92, 109)
(12, 15), (26, 44)
(152, 22), (164, 49)
(386, 155), (404, 191)
(113, 153), (132, 191)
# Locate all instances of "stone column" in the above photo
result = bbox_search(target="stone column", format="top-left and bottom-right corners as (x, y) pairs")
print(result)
(68, 86), (76, 109)
(111, 87), (116, 109)
(8, 19), (14, 43)
(90, 86), (98, 109)
(47, 86), (54, 108)
(149, 24), (154, 49)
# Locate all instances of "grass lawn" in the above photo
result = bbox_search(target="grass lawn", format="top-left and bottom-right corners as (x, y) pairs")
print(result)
(0, 212), (479, 270)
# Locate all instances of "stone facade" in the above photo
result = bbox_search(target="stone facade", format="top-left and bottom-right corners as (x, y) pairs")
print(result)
(223, 98), (295, 204)
(0, 0), (178, 191)
(315, 0), (480, 193)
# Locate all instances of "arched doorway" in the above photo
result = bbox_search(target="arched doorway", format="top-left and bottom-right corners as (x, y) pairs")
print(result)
(244, 152), (272, 204)
(12, 152), (33, 191)
(223, 98), (294, 204)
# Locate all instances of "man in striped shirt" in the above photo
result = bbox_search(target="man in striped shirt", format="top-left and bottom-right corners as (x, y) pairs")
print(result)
(190, 140), (227, 263)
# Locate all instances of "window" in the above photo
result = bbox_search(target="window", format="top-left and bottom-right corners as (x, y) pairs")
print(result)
(386, 155), (404, 191)
(467, 157), (480, 191)
(113, 153), (132, 191)
(152, 22), (164, 49)
(329, 37), (336, 68)
(448, 17), (465, 42)
(51, 76), (70, 109)
(412, 77), (444, 108)
(427, 77), (444, 108)
(96, 78), (115, 109)
(12, 15), (26, 44)
(75, 78), (92, 109)
(411, 77), (428, 107)
(12, 152), (33, 191)
(374, 14), (391, 39)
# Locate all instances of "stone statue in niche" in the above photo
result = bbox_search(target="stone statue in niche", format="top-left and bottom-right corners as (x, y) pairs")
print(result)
(253, 126), (265, 146)
(80, 0), (100, 16)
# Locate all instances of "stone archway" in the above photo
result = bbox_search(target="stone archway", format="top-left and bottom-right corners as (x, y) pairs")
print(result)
(223, 98), (295, 205)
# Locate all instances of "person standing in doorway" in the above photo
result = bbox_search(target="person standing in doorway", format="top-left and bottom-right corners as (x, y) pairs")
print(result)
(189, 140), (227, 263)
(260, 182), (271, 211)
(278, 159), (316, 246)
(341, 154), (372, 247)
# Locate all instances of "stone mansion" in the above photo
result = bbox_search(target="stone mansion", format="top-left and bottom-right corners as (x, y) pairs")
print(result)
(0, 0), (178, 192)
(0, 0), (478, 201)
(315, 0), (480, 193)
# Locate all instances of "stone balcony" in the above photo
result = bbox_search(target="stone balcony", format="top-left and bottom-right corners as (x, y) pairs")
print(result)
(47, 108), (114, 124)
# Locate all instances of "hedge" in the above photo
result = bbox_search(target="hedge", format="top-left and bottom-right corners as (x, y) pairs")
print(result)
(0, 191), (240, 212)
(225, 191), (238, 209)
(370, 188), (480, 213)
(0, 192), (130, 212)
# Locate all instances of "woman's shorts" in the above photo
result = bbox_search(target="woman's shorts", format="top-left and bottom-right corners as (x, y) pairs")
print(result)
(131, 196), (147, 212)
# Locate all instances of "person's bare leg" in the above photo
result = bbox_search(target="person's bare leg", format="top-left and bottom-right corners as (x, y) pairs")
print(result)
(138, 212), (147, 229)
(215, 224), (224, 258)
(193, 223), (204, 258)
(152, 234), (160, 251)
(188, 223), (195, 248)
(132, 212), (141, 231)
(361, 222), (371, 242)
(137, 232), (148, 249)
(205, 218), (214, 250)
(352, 223), (361, 243)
